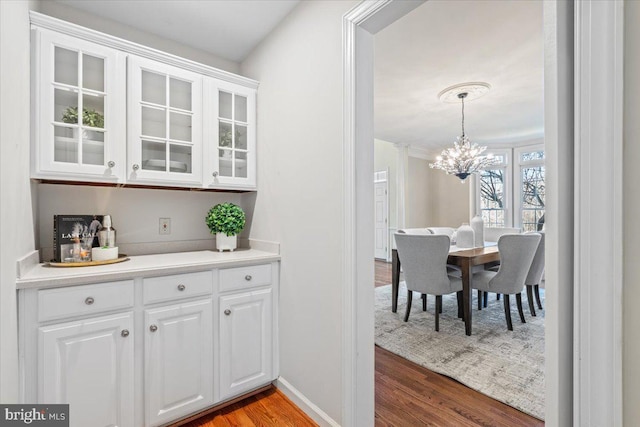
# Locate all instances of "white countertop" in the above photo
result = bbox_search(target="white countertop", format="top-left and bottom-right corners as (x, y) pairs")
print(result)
(17, 249), (280, 290)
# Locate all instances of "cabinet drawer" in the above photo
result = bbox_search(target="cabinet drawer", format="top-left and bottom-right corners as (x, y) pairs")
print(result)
(38, 280), (134, 322)
(219, 264), (272, 292)
(143, 271), (212, 305)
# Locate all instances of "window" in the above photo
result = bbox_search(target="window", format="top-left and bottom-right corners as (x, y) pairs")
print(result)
(476, 145), (545, 231)
(517, 148), (545, 231)
(478, 150), (510, 227)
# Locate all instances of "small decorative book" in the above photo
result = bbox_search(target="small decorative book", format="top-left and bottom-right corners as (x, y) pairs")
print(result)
(53, 215), (104, 262)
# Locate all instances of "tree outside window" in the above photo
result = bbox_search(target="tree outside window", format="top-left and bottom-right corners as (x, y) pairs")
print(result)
(480, 169), (506, 227)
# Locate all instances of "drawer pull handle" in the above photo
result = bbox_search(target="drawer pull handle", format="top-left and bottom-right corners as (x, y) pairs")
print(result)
(149, 324), (158, 332)
(85, 297), (95, 305)
(245, 275), (252, 281)
(177, 284), (186, 291)
(224, 309), (231, 316)
(121, 329), (130, 337)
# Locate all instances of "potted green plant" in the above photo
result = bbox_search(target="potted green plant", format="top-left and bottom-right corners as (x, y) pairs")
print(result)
(61, 107), (104, 140)
(205, 202), (246, 252)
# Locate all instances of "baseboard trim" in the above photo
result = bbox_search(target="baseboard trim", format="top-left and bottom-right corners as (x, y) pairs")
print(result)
(276, 377), (340, 427)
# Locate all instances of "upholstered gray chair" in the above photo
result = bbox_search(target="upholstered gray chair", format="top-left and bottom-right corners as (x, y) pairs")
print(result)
(426, 227), (456, 238)
(394, 233), (463, 331)
(471, 233), (541, 330)
(524, 231), (545, 316)
(480, 226), (522, 308)
(397, 228), (432, 235)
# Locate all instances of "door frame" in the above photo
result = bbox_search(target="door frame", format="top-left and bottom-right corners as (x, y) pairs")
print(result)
(341, 1), (623, 426)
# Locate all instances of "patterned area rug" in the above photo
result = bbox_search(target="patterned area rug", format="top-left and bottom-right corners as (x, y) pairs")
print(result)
(375, 283), (545, 420)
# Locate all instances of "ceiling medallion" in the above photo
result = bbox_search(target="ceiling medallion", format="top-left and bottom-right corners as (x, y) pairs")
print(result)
(437, 82), (491, 103)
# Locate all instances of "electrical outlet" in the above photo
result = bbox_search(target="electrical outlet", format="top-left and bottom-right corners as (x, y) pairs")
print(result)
(159, 218), (171, 235)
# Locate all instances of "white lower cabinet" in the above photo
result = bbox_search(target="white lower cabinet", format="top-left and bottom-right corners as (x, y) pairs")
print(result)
(20, 260), (278, 427)
(39, 312), (134, 427)
(219, 288), (273, 400)
(145, 298), (213, 427)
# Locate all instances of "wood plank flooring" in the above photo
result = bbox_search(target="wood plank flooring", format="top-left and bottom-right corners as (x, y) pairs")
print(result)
(174, 388), (318, 427)
(178, 260), (543, 426)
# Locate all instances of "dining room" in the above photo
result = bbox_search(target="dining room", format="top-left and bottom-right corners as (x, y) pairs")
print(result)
(372, 1), (546, 425)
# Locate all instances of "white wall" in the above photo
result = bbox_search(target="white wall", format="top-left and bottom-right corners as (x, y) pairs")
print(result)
(0, 0), (38, 402)
(624, 1), (640, 424)
(240, 0), (357, 423)
(38, 1), (240, 74)
(429, 168), (471, 226)
(37, 184), (245, 261)
(406, 156), (432, 227)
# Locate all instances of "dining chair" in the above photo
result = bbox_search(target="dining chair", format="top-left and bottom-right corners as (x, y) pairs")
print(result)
(394, 233), (463, 331)
(471, 233), (541, 330)
(480, 226), (522, 308)
(524, 231), (545, 316)
(426, 227), (456, 238)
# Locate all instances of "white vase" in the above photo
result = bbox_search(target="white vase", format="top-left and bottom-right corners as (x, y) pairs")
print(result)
(216, 233), (237, 252)
(456, 223), (475, 248)
(471, 215), (484, 247)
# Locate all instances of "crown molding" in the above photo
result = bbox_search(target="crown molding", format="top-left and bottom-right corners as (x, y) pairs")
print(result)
(29, 11), (259, 90)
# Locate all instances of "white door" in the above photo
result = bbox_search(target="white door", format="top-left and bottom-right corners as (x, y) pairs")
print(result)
(145, 298), (213, 427)
(374, 176), (389, 260)
(219, 288), (273, 400)
(39, 312), (134, 427)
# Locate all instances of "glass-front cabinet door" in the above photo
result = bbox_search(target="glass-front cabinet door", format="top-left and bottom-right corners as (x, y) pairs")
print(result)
(204, 79), (256, 189)
(128, 56), (202, 186)
(33, 29), (126, 181)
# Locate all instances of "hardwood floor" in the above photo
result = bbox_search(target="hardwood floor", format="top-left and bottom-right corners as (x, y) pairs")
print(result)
(173, 387), (318, 427)
(374, 259), (543, 426)
(178, 260), (543, 427)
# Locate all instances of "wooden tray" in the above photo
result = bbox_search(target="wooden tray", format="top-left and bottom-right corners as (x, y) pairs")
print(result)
(47, 254), (129, 268)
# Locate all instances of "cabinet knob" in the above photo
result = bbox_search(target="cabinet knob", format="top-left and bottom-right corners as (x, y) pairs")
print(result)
(212, 171), (219, 177)
(107, 160), (116, 168)
(224, 309), (231, 316)
(132, 164), (140, 171)
(177, 284), (185, 291)
(85, 297), (94, 305)
(245, 275), (252, 281)
(149, 324), (158, 332)
(121, 329), (130, 337)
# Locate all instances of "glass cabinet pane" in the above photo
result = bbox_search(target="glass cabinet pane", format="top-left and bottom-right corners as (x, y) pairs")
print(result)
(219, 122), (232, 148)
(82, 131), (105, 165)
(82, 94), (105, 128)
(54, 47), (78, 86)
(234, 95), (247, 122)
(142, 106), (166, 138)
(235, 151), (247, 178)
(235, 125), (247, 150)
(169, 112), (192, 142)
(219, 149), (232, 177)
(55, 89), (79, 124)
(142, 70), (166, 105)
(219, 92), (232, 119)
(169, 144), (191, 173)
(170, 78), (191, 110)
(54, 125), (78, 163)
(142, 140), (167, 171)
(82, 54), (104, 92)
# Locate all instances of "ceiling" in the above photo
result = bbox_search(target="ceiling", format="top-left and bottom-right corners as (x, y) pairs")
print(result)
(51, 0), (542, 152)
(374, 0), (544, 151)
(52, 0), (300, 62)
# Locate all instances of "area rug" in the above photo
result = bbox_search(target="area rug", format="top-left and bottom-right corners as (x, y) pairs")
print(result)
(375, 283), (545, 420)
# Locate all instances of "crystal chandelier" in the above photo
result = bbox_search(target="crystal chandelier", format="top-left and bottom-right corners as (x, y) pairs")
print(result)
(429, 92), (498, 182)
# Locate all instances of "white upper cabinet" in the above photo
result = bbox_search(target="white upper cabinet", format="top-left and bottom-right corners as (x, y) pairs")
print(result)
(30, 12), (258, 191)
(32, 29), (126, 182)
(128, 56), (203, 186)
(204, 79), (257, 189)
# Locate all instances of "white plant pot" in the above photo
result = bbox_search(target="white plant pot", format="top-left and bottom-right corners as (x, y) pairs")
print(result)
(216, 233), (237, 252)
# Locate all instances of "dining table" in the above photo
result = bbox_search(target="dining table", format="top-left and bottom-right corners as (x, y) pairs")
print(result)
(391, 244), (500, 336)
